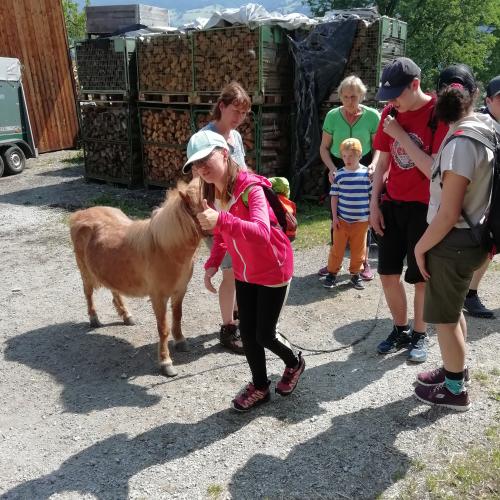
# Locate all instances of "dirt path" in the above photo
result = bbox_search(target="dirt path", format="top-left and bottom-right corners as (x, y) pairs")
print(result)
(0, 151), (498, 499)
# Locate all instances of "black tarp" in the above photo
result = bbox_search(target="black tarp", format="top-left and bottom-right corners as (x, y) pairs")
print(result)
(289, 14), (376, 199)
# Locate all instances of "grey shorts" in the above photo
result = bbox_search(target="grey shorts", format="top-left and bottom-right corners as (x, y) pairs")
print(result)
(424, 229), (488, 324)
(204, 236), (232, 270)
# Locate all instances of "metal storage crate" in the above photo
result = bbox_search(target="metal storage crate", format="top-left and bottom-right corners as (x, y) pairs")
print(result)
(192, 25), (293, 99)
(138, 104), (191, 187)
(80, 101), (142, 187)
(75, 37), (137, 97)
(137, 33), (193, 96)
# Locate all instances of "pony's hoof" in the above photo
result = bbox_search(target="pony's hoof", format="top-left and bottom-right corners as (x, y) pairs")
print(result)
(175, 340), (190, 352)
(89, 316), (102, 328)
(160, 364), (178, 377)
(124, 316), (135, 326)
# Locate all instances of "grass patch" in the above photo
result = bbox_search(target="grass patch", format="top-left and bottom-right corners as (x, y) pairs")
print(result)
(425, 425), (499, 499)
(207, 484), (223, 499)
(60, 150), (84, 164)
(87, 194), (154, 219)
(294, 200), (331, 250)
(473, 370), (490, 386)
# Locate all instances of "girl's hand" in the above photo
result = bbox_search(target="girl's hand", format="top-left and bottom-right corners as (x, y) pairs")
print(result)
(204, 267), (217, 293)
(197, 199), (219, 231)
(414, 242), (430, 281)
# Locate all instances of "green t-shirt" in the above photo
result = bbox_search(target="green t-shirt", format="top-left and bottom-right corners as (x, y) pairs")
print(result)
(322, 105), (380, 159)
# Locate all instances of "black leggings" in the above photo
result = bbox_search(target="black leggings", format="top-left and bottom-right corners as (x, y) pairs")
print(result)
(235, 280), (297, 389)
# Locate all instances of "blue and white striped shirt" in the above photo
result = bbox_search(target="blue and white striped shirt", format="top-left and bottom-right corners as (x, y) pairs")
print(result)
(330, 167), (371, 222)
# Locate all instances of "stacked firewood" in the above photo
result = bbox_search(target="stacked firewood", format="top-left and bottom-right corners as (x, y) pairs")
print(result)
(76, 40), (127, 92)
(143, 145), (186, 185)
(138, 34), (192, 93)
(194, 27), (259, 92)
(259, 110), (290, 177)
(84, 142), (130, 179)
(140, 107), (191, 144)
(80, 104), (129, 142)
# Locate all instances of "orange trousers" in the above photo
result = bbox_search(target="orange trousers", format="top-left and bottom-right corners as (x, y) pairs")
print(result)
(328, 219), (369, 275)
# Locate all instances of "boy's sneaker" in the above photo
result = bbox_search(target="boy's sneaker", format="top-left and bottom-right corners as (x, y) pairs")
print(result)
(350, 274), (365, 290)
(377, 326), (411, 354)
(414, 383), (470, 412)
(232, 382), (271, 412)
(276, 353), (306, 396)
(323, 273), (337, 289)
(417, 366), (471, 387)
(318, 266), (329, 277)
(360, 262), (374, 281)
(407, 332), (428, 363)
(220, 324), (244, 355)
(463, 294), (494, 318)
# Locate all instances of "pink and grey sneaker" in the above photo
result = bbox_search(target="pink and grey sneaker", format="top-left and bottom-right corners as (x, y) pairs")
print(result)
(414, 383), (470, 412)
(232, 382), (271, 412)
(276, 353), (306, 396)
(360, 262), (374, 281)
(417, 366), (470, 387)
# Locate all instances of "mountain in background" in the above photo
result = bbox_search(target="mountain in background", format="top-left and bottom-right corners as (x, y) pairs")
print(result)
(77, 0), (311, 27)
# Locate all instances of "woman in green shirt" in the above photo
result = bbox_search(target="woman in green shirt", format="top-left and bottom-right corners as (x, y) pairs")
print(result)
(319, 76), (380, 279)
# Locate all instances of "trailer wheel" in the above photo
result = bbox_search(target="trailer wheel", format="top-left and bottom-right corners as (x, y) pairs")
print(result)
(3, 146), (25, 175)
(0, 155), (4, 177)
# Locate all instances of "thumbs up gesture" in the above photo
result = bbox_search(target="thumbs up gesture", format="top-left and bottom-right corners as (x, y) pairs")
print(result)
(197, 199), (219, 231)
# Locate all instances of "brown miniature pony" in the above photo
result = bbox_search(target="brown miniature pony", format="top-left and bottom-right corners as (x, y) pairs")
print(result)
(69, 178), (205, 376)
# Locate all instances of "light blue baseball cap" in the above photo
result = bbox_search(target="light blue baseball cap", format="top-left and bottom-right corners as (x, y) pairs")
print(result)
(182, 130), (229, 174)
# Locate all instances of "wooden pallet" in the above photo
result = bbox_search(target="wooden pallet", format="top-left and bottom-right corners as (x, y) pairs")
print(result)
(138, 92), (191, 104)
(191, 92), (291, 106)
(79, 91), (129, 102)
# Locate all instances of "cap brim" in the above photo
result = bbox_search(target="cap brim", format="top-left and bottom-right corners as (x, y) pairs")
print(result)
(376, 84), (407, 101)
(182, 146), (216, 175)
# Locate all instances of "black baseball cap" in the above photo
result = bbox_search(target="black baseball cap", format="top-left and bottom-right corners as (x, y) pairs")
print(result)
(376, 57), (421, 101)
(437, 64), (477, 93)
(486, 75), (500, 98)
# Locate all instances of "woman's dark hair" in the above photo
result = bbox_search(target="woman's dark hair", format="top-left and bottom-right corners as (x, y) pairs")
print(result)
(435, 64), (477, 123)
(211, 81), (251, 121)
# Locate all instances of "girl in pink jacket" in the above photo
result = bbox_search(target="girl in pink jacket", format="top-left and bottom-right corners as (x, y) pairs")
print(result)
(184, 129), (306, 412)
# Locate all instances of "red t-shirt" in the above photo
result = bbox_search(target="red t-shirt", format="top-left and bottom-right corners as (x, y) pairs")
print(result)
(373, 94), (449, 204)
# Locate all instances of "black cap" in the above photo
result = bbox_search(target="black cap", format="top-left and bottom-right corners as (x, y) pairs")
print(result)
(437, 64), (477, 93)
(486, 75), (500, 98)
(376, 57), (421, 101)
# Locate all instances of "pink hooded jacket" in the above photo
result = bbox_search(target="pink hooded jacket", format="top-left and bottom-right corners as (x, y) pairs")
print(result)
(204, 171), (294, 286)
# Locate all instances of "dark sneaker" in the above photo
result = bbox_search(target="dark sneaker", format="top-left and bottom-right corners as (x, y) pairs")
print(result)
(220, 324), (244, 355)
(377, 326), (411, 354)
(318, 266), (329, 277)
(407, 332), (428, 363)
(414, 383), (470, 411)
(417, 366), (471, 387)
(350, 274), (365, 290)
(232, 382), (271, 412)
(463, 295), (494, 318)
(360, 262), (375, 281)
(276, 353), (306, 396)
(323, 273), (337, 289)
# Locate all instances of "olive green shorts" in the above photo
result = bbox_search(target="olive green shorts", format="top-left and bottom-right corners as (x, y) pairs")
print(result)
(424, 230), (488, 324)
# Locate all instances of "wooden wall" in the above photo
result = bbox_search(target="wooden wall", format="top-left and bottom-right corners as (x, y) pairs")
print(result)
(0, 0), (78, 153)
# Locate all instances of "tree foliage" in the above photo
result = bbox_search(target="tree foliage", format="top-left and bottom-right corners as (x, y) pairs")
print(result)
(303, 0), (500, 91)
(62, 0), (89, 45)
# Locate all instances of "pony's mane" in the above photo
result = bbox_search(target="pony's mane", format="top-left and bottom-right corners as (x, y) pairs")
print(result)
(125, 181), (201, 253)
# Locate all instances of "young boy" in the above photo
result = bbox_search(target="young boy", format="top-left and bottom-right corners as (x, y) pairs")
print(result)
(323, 138), (371, 290)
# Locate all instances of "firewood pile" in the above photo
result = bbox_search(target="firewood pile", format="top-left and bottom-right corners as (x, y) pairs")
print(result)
(84, 141), (131, 180)
(75, 39), (128, 92)
(300, 162), (325, 198)
(140, 107), (191, 145)
(138, 34), (192, 93)
(143, 145), (187, 186)
(258, 110), (290, 177)
(80, 103), (129, 142)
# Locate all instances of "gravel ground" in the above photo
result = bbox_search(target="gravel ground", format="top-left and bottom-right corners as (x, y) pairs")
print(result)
(0, 151), (498, 499)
